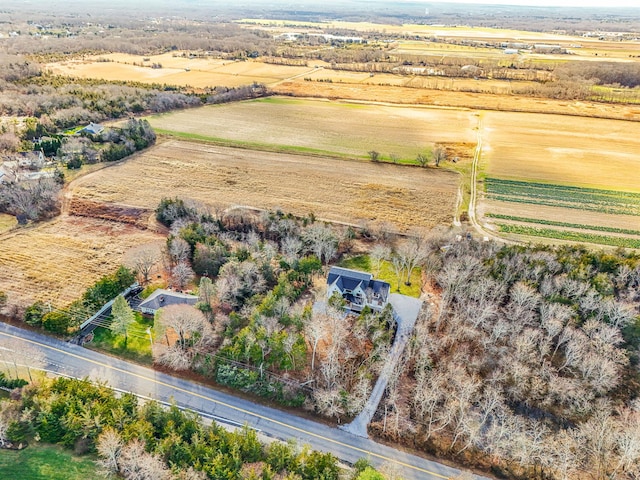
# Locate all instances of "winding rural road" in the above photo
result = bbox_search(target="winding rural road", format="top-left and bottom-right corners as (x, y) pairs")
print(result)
(0, 322), (487, 480)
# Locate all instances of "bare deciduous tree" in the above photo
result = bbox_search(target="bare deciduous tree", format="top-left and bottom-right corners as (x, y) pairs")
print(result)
(96, 427), (124, 476)
(433, 145), (446, 166)
(118, 438), (171, 480)
(370, 244), (391, 276)
(0, 177), (60, 221)
(171, 261), (195, 291)
(303, 223), (338, 265)
(153, 305), (212, 370)
(126, 245), (159, 285)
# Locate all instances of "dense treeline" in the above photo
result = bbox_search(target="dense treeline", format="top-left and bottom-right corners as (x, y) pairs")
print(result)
(375, 239), (640, 480)
(0, 376), (375, 479)
(556, 61), (640, 88)
(2, 22), (277, 58)
(152, 200), (394, 416)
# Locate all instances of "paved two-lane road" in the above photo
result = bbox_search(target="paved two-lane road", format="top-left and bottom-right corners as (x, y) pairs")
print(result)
(0, 323), (485, 480)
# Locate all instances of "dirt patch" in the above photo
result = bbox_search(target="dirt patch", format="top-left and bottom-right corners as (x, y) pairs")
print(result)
(69, 199), (152, 229)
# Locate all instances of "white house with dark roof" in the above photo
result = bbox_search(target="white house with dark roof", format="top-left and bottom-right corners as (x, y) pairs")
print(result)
(138, 289), (198, 315)
(327, 266), (390, 312)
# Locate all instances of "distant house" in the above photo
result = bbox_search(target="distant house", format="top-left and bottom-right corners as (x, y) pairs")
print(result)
(326, 266), (390, 313)
(79, 122), (104, 135)
(138, 289), (198, 315)
(15, 151), (45, 170)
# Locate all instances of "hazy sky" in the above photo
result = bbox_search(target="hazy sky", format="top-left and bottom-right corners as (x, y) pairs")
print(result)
(430, 0), (636, 7)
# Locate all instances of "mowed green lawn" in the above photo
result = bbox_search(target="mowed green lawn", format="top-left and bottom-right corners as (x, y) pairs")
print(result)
(88, 312), (154, 364)
(340, 254), (422, 297)
(148, 96), (477, 160)
(0, 444), (99, 480)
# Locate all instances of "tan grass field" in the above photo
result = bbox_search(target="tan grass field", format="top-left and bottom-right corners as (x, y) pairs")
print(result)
(0, 214), (17, 234)
(480, 110), (640, 192)
(304, 69), (539, 95)
(68, 139), (459, 232)
(0, 216), (163, 307)
(148, 97), (478, 159)
(272, 81), (640, 122)
(46, 54), (315, 89)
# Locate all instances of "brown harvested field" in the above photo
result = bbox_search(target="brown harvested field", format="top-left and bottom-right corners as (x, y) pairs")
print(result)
(0, 213), (17, 234)
(45, 54), (315, 89)
(480, 110), (640, 192)
(68, 139), (459, 232)
(272, 81), (640, 122)
(148, 97), (477, 159)
(0, 216), (163, 307)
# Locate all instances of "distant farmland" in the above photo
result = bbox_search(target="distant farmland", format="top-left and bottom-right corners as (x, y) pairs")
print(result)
(148, 97), (477, 161)
(69, 139), (460, 232)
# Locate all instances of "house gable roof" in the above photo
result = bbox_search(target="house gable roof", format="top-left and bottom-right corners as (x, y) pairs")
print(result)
(138, 289), (197, 312)
(327, 266), (391, 307)
(81, 122), (104, 135)
(327, 266), (372, 287)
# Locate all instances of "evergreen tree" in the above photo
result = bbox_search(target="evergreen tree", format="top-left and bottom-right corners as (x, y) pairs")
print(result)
(111, 295), (135, 348)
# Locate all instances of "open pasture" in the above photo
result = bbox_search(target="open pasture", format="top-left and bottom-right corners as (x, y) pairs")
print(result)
(0, 216), (163, 307)
(148, 97), (477, 159)
(68, 139), (459, 233)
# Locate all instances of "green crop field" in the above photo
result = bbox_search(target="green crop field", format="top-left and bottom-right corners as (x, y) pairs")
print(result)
(483, 179), (640, 248)
(484, 179), (640, 216)
(496, 224), (640, 249)
(486, 213), (640, 237)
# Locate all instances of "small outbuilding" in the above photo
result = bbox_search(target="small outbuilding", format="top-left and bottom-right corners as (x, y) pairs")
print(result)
(138, 289), (198, 315)
(79, 122), (104, 135)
